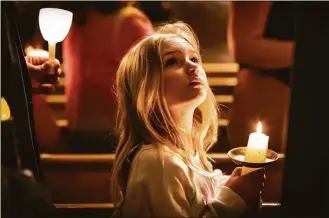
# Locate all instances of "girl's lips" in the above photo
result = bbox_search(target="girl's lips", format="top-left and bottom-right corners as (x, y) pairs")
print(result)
(188, 81), (203, 86)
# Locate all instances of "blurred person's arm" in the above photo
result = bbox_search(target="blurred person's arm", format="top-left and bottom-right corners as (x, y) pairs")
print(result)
(25, 56), (62, 152)
(227, 2), (294, 69)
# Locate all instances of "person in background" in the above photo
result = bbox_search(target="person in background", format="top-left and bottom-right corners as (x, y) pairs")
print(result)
(8, 1), (65, 153)
(227, 2), (294, 153)
(28, 55), (63, 153)
(137, 1), (172, 24)
(61, 1), (153, 153)
(2, 1), (61, 177)
(111, 21), (266, 217)
(2, 2), (60, 217)
(8, 1), (49, 49)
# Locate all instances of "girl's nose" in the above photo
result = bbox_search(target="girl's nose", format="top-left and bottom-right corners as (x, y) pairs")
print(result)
(187, 60), (198, 76)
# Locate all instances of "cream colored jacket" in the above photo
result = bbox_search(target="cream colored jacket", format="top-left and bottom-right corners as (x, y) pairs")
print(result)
(120, 145), (246, 217)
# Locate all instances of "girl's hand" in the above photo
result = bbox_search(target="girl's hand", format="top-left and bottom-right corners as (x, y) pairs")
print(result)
(224, 167), (266, 206)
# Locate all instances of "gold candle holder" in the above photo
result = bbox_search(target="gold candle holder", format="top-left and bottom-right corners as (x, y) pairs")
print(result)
(227, 147), (279, 168)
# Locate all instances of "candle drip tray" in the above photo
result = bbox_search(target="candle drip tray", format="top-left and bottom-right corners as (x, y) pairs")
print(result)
(228, 147), (279, 168)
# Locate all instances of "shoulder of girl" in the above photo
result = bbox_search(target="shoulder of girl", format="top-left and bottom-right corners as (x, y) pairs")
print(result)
(137, 144), (188, 172)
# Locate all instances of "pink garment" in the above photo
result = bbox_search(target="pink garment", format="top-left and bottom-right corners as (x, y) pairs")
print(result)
(63, 7), (153, 131)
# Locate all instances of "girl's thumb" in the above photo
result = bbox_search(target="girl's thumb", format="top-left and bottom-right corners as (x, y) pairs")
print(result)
(231, 167), (242, 177)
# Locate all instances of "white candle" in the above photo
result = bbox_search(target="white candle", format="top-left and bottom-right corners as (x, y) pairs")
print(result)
(242, 122), (269, 175)
(39, 8), (73, 72)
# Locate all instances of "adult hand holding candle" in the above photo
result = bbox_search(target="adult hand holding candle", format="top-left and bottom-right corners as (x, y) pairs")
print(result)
(242, 122), (269, 175)
(38, 8), (72, 72)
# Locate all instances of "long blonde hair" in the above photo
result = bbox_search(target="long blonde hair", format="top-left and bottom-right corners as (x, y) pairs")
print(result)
(111, 21), (219, 208)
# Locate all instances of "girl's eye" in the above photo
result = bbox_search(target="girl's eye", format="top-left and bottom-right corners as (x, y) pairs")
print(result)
(164, 58), (178, 67)
(190, 57), (198, 63)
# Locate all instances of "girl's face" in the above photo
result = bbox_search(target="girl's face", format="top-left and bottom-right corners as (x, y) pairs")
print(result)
(161, 38), (208, 110)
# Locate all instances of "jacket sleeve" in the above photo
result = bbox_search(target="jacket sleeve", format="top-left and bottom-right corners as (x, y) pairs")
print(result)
(143, 153), (194, 217)
(202, 170), (247, 217)
(205, 186), (247, 218)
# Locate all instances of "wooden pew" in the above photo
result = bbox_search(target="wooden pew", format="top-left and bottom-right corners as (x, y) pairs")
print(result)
(54, 203), (114, 218)
(54, 202), (281, 218)
(41, 153), (284, 204)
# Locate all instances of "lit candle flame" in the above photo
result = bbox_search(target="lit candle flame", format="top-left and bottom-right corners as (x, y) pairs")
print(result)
(256, 121), (262, 134)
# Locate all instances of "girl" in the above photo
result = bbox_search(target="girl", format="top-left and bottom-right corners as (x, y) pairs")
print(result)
(111, 22), (265, 217)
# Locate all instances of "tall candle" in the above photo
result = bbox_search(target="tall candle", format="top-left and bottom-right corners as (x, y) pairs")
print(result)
(39, 8), (73, 73)
(242, 122), (269, 175)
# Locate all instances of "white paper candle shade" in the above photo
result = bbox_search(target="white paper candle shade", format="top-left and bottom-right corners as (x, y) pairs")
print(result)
(39, 8), (73, 61)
